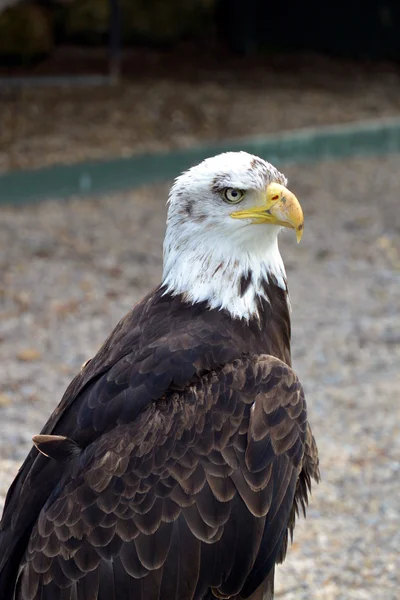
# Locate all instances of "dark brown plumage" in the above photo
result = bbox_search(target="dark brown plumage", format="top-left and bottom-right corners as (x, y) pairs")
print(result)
(0, 284), (318, 600)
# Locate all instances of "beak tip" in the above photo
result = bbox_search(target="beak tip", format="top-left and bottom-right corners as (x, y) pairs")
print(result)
(296, 225), (304, 243)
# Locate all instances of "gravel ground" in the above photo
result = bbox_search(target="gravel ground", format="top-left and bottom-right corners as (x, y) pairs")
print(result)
(1, 155), (400, 598)
(1, 51), (400, 172)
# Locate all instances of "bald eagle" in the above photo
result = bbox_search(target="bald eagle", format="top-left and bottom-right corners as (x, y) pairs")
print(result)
(0, 152), (319, 600)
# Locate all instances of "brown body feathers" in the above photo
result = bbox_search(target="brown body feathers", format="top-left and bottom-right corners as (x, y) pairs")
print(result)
(0, 284), (319, 599)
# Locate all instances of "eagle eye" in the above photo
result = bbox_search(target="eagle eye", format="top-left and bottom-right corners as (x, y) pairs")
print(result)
(223, 188), (244, 204)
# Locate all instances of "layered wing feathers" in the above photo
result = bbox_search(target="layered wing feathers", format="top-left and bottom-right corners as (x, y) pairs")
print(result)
(13, 356), (318, 600)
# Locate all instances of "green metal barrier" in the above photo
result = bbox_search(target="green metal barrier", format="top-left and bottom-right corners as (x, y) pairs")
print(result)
(1, 117), (400, 206)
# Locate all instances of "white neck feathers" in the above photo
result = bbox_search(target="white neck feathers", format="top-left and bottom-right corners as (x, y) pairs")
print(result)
(162, 227), (287, 321)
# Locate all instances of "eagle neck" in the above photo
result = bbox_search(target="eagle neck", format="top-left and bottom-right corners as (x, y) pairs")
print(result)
(162, 233), (288, 322)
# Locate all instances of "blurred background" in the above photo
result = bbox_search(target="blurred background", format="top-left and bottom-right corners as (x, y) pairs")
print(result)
(0, 1), (400, 598)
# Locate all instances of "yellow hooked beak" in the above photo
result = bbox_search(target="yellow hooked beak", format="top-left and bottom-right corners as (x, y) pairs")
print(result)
(230, 182), (304, 242)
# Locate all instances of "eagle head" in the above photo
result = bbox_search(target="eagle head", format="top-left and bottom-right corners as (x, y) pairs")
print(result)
(162, 152), (303, 320)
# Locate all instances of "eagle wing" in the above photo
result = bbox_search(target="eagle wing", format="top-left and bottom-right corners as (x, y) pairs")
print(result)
(11, 355), (318, 600)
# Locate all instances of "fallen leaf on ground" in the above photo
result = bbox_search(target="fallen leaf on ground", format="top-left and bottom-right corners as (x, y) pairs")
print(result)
(0, 394), (11, 407)
(16, 348), (41, 362)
